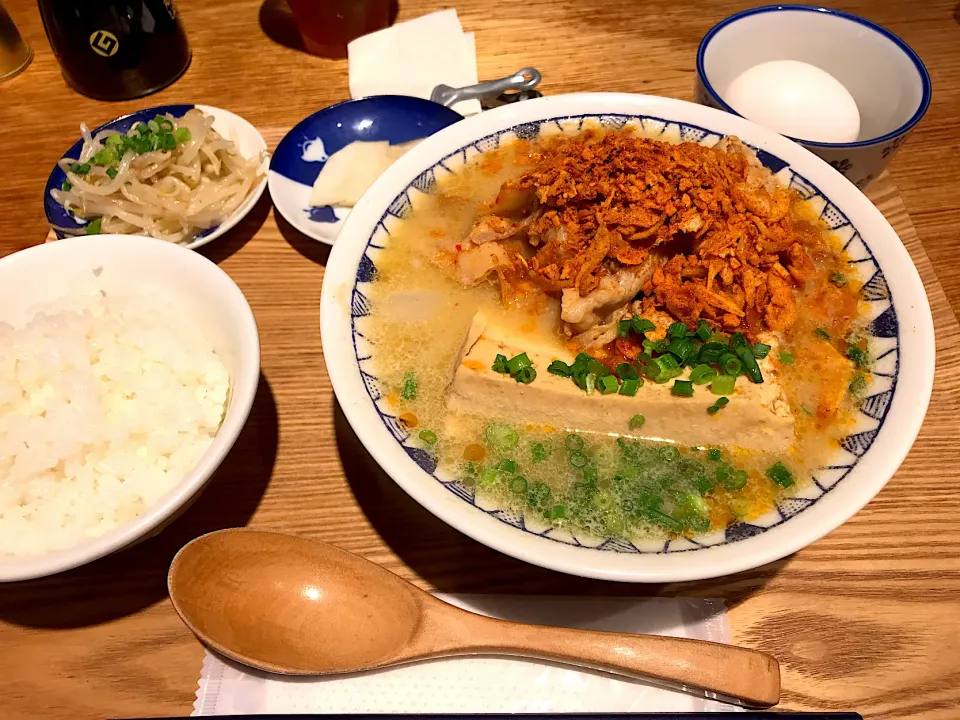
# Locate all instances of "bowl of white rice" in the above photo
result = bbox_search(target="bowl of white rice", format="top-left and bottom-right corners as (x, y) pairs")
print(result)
(0, 235), (260, 581)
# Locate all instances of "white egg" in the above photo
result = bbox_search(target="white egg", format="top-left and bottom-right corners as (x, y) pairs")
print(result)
(725, 60), (861, 144)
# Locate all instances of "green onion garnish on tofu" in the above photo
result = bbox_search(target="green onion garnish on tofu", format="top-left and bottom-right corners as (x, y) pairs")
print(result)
(671, 379), (694, 397)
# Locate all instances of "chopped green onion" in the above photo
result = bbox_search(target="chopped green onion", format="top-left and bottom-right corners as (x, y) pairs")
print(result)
(695, 474), (715, 494)
(629, 414), (646, 430)
(60, 180), (72, 191)
(707, 448), (722, 461)
(509, 475), (528, 494)
(84, 217), (102, 235)
(697, 342), (728, 365)
(69, 162), (91, 175)
(847, 345), (869, 368)
(154, 115), (174, 131)
(104, 134), (124, 148)
(615, 363), (638, 381)
(401, 372), (418, 400)
(135, 122), (149, 135)
(175, 127), (192, 142)
(506, 352), (532, 375)
(779, 351), (796, 365)
(147, 119), (160, 133)
(666, 337), (697, 365)
(597, 374), (619, 394)
(719, 353), (742, 376)
(619, 378), (640, 396)
(766, 461), (795, 488)
(547, 359), (572, 377)
(635, 353), (659, 380)
(587, 358), (611, 377)
(752, 342), (772, 359)
(671, 379), (694, 397)
(565, 434), (584, 451)
(548, 504), (567, 521)
(689, 364), (718, 385)
(479, 467), (497, 486)
(485, 423), (519, 450)
(528, 481), (552, 506)
(492, 354), (509, 373)
(156, 132), (177, 150)
(418, 430), (438, 445)
(849, 375), (867, 395)
(736, 345), (764, 384)
(682, 512), (711, 534)
(530, 442), (549, 464)
(632, 317), (656, 334)
(695, 320), (712, 341)
(830, 272), (848, 287)
(652, 338), (670, 354)
(617, 319), (632, 338)
(667, 322), (688, 339)
(584, 372), (597, 394)
(515, 366), (537, 384)
(710, 374), (736, 396)
(92, 148), (116, 165)
(729, 332), (749, 350)
(496, 459), (517, 474)
(106, 167), (118, 179)
(815, 327), (831, 340)
(654, 354), (683, 383)
(569, 450), (588, 468)
(721, 469), (749, 491)
(646, 508), (683, 533)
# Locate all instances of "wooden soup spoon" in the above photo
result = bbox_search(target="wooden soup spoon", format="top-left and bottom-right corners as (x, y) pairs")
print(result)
(167, 528), (780, 708)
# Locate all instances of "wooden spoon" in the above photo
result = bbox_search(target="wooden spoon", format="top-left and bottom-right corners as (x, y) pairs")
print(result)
(167, 528), (780, 708)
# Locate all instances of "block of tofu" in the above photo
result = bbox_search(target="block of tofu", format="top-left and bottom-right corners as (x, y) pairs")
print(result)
(447, 313), (795, 452)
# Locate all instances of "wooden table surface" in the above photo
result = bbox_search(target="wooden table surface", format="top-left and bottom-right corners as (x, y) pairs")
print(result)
(2, 1), (959, 718)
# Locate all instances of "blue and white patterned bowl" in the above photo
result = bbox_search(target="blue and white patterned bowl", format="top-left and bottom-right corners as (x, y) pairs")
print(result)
(44, 104), (269, 251)
(268, 96), (462, 245)
(695, 5), (931, 190)
(320, 93), (935, 582)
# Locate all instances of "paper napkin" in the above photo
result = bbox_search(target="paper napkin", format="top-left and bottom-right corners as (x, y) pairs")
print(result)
(193, 594), (741, 715)
(347, 9), (482, 116)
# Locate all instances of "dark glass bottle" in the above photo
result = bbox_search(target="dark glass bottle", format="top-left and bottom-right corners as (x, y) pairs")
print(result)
(38, 0), (191, 101)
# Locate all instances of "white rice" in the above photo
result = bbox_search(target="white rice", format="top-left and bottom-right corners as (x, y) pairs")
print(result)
(0, 283), (230, 557)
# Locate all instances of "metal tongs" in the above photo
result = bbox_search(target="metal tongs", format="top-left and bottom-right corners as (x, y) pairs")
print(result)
(431, 67), (542, 110)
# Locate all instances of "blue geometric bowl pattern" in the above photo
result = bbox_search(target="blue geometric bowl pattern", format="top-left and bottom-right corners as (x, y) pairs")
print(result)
(349, 113), (899, 554)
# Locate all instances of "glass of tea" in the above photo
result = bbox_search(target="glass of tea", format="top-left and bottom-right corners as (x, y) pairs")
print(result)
(286, 0), (391, 59)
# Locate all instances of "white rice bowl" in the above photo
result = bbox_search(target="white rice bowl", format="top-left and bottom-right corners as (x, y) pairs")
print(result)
(0, 235), (259, 581)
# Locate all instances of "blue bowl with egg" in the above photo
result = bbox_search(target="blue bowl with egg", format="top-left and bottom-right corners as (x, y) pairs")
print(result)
(695, 5), (931, 189)
(268, 96), (462, 244)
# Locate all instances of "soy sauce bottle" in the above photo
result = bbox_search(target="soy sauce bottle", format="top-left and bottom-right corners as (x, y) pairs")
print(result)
(38, 0), (191, 101)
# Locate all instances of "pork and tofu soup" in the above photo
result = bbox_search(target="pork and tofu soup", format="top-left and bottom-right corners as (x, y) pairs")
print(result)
(369, 124), (871, 542)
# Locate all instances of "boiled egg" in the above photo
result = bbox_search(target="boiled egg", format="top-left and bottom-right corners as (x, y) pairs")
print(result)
(725, 60), (861, 144)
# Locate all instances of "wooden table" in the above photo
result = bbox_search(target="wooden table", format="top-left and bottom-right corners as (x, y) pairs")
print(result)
(1, 1), (959, 718)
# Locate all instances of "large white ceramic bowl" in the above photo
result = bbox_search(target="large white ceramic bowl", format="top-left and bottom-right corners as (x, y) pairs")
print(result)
(320, 93), (935, 583)
(0, 235), (260, 581)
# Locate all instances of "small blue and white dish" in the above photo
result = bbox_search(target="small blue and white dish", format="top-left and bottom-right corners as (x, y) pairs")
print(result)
(268, 96), (462, 245)
(44, 104), (269, 251)
(696, 5), (931, 190)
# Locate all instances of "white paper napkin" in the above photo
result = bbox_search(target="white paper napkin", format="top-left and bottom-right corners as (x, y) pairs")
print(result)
(347, 9), (482, 116)
(193, 594), (741, 715)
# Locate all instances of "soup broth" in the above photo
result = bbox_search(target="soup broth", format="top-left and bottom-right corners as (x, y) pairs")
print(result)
(367, 124), (868, 543)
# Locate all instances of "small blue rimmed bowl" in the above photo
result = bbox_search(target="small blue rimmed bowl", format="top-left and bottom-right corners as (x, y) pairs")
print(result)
(44, 104), (269, 251)
(268, 96), (462, 245)
(695, 5), (931, 189)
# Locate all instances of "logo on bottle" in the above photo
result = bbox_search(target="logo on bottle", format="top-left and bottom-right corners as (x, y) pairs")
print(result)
(88, 30), (119, 58)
